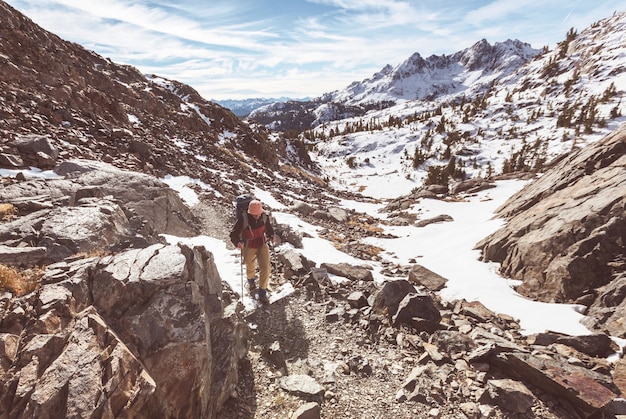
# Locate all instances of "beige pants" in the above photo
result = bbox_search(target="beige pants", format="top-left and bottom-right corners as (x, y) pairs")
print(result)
(244, 243), (271, 290)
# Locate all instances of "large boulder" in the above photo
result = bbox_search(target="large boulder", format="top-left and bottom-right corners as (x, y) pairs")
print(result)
(0, 160), (200, 263)
(476, 125), (626, 311)
(54, 160), (200, 238)
(0, 243), (248, 418)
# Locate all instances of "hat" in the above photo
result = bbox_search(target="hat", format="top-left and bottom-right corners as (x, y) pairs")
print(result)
(247, 200), (264, 216)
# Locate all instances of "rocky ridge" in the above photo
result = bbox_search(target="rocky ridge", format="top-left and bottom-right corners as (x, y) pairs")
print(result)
(0, 0), (317, 205)
(477, 123), (626, 339)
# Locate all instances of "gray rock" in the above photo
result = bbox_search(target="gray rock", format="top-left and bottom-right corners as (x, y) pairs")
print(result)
(290, 402), (321, 419)
(13, 134), (58, 169)
(0, 245), (46, 267)
(321, 262), (373, 282)
(347, 291), (368, 309)
(450, 178), (496, 195)
(3, 306), (155, 418)
(0, 161), (201, 262)
(290, 201), (315, 216)
(276, 223), (303, 248)
(0, 243), (248, 419)
(430, 330), (476, 359)
(415, 214), (454, 227)
(492, 352), (617, 418)
(482, 378), (535, 413)
(476, 126), (626, 335)
(279, 375), (325, 402)
(392, 293), (442, 327)
(327, 207), (350, 223)
(408, 264), (448, 291)
(279, 249), (315, 279)
(555, 333), (614, 357)
(372, 279), (416, 319)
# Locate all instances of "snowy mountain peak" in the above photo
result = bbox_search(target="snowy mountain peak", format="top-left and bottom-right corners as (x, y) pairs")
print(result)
(458, 38), (537, 72)
(328, 38), (539, 105)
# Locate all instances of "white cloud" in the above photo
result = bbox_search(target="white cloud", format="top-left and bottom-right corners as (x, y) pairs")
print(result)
(4, 0), (624, 99)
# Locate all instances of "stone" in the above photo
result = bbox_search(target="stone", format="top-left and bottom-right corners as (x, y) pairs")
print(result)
(555, 333), (614, 357)
(347, 291), (368, 309)
(407, 264), (448, 291)
(476, 126), (626, 315)
(392, 293), (442, 327)
(2, 307), (155, 418)
(492, 352), (617, 417)
(279, 375), (325, 402)
(290, 402), (321, 419)
(12, 134), (58, 169)
(0, 245), (46, 268)
(279, 249), (315, 279)
(0, 243), (248, 419)
(276, 223), (303, 248)
(321, 262), (374, 282)
(372, 280), (416, 319)
(429, 330), (476, 359)
(482, 378), (535, 413)
(415, 214), (454, 227)
(290, 201), (315, 216)
(327, 207), (350, 223)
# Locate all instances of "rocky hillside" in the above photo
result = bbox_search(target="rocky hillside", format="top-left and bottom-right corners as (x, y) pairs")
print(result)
(477, 123), (626, 337)
(0, 160), (247, 418)
(0, 0), (317, 204)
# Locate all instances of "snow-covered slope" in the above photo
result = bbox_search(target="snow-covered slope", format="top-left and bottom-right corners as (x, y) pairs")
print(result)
(309, 11), (626, 198)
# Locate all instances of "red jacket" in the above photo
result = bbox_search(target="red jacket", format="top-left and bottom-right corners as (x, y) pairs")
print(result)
(230, 213), (274, 248)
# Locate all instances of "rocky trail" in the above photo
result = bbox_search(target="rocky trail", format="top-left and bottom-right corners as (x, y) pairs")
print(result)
(192, 196), (625, 419)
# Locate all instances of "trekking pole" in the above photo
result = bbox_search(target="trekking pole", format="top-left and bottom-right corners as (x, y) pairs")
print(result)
(240, 250), (244, 300)
(268, 236), (278, 283)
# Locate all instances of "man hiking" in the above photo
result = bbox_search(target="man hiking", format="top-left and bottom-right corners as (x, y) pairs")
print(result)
(230, 199), (275, 305)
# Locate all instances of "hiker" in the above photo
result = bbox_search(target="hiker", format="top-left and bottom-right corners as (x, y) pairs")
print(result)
(230, 199), (275, 304)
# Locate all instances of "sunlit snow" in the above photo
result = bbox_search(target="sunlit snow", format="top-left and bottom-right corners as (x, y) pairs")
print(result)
(162, 171), (591, 336)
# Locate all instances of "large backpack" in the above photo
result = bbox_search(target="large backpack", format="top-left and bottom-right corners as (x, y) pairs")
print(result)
(235, 194), (254, 223)
(234, 194), (268, 233)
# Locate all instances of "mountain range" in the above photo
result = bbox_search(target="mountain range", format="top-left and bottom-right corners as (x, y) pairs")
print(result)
(213, 97), (304, 117)
(251, 11), (625, 187)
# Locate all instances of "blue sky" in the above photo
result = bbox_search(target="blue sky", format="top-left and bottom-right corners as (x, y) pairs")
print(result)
(4, 0), (624, 100)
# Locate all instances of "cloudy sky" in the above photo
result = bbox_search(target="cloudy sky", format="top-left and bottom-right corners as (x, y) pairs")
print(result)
(5, 0), (624, 100)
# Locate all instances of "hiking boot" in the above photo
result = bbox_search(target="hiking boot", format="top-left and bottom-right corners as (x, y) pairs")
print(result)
(247, 277), (257, 293)
(258, 288), (269, 305)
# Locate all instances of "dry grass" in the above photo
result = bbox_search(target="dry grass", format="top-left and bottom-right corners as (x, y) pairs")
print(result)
(0, 263), (44, 296)
(0, 203), (16, 221)
(320, 230), (346, 247)
(347, 220), (384, 234)
(280, 164), (327, 187)
(360, 243), (384, 257)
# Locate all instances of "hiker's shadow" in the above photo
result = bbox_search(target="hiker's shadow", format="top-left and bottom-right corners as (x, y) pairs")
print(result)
(218, 292), (309, 418)
(246, 292), (309, 364)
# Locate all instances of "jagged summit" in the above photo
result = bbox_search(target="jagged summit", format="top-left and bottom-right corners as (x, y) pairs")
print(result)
(329, 38), (539, 105)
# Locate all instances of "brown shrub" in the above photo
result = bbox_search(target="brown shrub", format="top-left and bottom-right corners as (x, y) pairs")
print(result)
(0, 203), (16, 221)
(0, 263), (43, 296)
